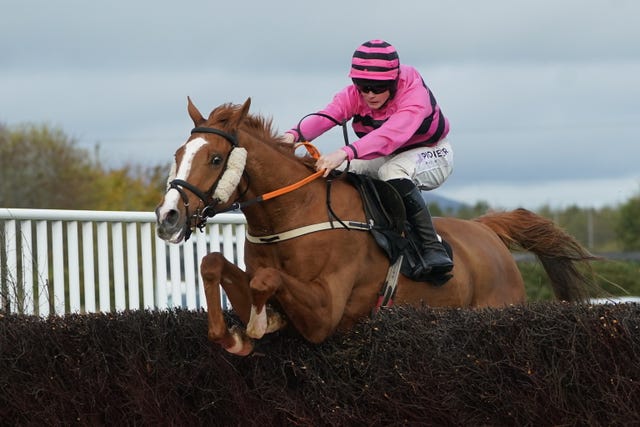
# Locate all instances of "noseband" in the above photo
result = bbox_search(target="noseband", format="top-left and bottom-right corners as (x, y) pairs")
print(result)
(168, 127), (246, 239)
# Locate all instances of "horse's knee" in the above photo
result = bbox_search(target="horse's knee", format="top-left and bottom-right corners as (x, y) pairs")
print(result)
(200, 252), (226, 280)
(249, 267), (335, 343)
(250, 267), (283, 307)
(207, 321), (228, 343)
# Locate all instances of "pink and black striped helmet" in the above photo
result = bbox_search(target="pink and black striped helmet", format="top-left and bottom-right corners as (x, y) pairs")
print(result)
(349, 40), (400, 81)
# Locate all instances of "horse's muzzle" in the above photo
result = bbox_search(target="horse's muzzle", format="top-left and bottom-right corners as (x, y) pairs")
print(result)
(155, 205), (187, 243)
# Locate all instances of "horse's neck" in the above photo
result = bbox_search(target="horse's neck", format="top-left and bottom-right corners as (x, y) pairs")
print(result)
(240, 137), (322, 233)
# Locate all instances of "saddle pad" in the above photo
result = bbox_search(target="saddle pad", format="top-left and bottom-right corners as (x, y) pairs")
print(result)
(345, 173), (407, 262)
(344, 172), (453, 286)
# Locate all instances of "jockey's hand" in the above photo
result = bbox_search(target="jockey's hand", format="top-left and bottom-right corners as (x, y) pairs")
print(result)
(316, 149), (347, 177)
(282, 133), (295, 144)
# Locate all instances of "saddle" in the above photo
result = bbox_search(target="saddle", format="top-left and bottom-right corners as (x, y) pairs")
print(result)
(345, 172), (453, 286)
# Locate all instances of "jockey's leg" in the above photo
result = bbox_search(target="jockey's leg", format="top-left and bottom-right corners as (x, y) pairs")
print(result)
(378, 145), (454, 279)
(388, 178), (453, 278)
(338, 157), (386, 177)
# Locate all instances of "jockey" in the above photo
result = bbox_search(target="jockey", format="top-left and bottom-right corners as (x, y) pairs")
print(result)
(283, 39), (454, 279)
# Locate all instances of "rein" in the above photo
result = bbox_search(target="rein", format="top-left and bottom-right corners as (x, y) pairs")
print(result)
(294, 112), (350, 148)
(218, 141), (324, 212)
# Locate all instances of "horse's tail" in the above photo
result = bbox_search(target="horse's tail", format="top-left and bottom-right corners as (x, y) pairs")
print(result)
(474, 208), (601, 302)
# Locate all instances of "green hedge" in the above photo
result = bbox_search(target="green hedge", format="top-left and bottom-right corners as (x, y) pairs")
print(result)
(521, 260), (640, 301)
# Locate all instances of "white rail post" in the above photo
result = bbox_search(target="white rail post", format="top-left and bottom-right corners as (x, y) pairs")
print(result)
(4, 220), (17, 313)
(183, 238), (197, 310)
(195, 230), (209, 310)
(36, 220), (49, 316)
(82, 221), (96, 313)
(140, 223), (154, 309)
(97, 221), (110, 312)
(67, 221), (81, 313)
(169, 244), (182, 308)
(20, 220), (34, 314)
(126, 222), (140, 310)
(51, 220), (65, 314)
(112, 222), (126, 311)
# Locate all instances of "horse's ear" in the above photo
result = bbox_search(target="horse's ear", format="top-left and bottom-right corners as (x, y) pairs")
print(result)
(187, 96), (206, 126)
(228, 97), (251, 129)
(241, 97), (251, 117)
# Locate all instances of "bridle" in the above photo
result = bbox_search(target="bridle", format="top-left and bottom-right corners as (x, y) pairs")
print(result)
(166, 125), (327, 241)
(167, 126), (247, 240)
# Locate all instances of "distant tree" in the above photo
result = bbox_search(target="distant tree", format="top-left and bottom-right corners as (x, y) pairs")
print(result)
(593, 207), (620, 252)
(615, 194), (640, 251)
(92, 164), (169, 211)
(556, 205), (589, 246)
(535, 204), (620, 252)
(0, 123), (169, 211)
(0, 123), (100, 208)
(455, 201), (491, 219)
(429, 203), (443, 216)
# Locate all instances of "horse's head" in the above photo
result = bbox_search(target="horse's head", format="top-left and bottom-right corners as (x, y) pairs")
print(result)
(155, 97), (250, 243)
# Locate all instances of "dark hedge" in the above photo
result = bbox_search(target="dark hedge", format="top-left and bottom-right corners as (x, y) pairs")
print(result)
(1, 303), (639, 426)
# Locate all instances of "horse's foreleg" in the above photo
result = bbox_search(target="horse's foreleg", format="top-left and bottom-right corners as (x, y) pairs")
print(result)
(246, 267), (334, 343)
(200, 252), (253, 356)
(245, 267), (288, 339)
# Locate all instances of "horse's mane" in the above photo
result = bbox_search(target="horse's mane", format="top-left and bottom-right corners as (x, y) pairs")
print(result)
(208, 103), (317, 170)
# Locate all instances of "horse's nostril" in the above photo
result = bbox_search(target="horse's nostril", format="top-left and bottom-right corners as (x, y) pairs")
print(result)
(165, 209), (180, 227)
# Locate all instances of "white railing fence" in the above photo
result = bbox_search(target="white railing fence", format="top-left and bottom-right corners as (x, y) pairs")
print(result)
(0, 208), (246, 316)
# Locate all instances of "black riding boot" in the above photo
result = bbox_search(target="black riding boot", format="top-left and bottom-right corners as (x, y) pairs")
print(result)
(388, 179), (454, 278)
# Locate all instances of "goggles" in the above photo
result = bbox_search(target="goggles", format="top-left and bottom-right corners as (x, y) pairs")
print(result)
(356, 84), (391, 94)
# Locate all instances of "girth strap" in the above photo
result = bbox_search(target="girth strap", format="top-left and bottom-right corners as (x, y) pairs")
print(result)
(246, 220), (371, 244)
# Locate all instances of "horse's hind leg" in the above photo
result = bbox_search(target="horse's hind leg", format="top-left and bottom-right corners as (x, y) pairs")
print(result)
(200, 252), (253, 355)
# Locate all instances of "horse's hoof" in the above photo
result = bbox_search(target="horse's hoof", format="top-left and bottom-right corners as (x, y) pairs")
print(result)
(225, 326), (254, 356)
(265, 307), (287, 334)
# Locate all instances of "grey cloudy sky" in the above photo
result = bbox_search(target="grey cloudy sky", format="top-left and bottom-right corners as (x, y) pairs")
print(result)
(2, 0), (639, 209)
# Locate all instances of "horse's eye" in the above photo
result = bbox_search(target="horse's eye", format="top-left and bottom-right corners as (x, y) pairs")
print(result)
(211, 155), (224, 166)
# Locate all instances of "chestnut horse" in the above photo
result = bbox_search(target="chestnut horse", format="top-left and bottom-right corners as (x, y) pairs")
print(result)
(155, 98), (598, 356)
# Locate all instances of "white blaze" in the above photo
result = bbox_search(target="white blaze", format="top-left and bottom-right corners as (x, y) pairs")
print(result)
(158, 137), (208, 214)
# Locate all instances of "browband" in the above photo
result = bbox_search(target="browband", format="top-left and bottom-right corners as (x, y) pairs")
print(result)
(191, 127), (238, 147)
